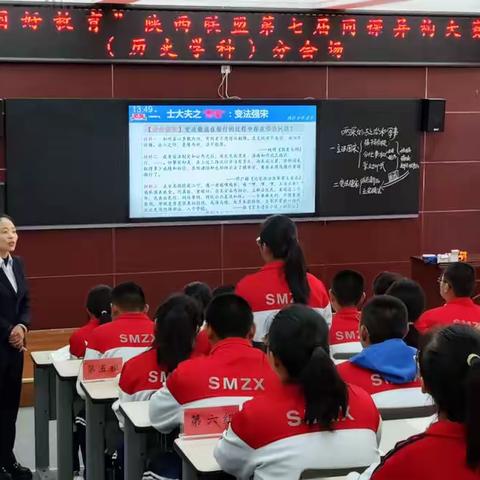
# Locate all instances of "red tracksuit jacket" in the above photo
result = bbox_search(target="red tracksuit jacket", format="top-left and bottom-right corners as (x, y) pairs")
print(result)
(416, 298), (480, 334)
(69, 318), (99, 358)
(149, 337), (280, 433)
(329, 307), (362, 357)
(365, 420), (479, 480)
(236, 261), (332, 342)
(215, 383), (381, 480)
(337, 362), (430, 409)
(76, 312), (154, 397)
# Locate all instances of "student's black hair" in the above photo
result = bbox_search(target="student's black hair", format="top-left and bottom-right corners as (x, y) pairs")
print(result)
(86, 285), (113, 325)
(372, 271), (403, 296)
(205, 293), (253, 339)
(184, 282), (212, 319)
(331, 270), (365, 307)
(443, 262), (476, 298)
(419, 324), (480, 471)
(259, 215), (310, 304)
(387, 279), (426, 349)
(111, 282), (146, 312)
(361, 295), (408, 344)
(212, 284), (235, 297)
(154, 294), (202, 372)
(268, 304), (348, 429)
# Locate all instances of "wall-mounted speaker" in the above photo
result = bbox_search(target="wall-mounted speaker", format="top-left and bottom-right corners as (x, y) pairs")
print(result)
(422, 99), (446, 133)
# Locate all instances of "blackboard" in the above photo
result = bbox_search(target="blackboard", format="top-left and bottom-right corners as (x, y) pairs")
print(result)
(5, 98), (422, 227)
(317, 100), (422, 218)
(0, 5), (477, 65)
(5, 99), (129, 225)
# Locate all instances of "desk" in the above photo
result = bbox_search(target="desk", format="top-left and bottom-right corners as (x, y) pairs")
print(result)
(120, 401), (151, 480)
(53, 359), (81, 480)
(81, 380), (118, 480)
(380, 415), (435, 454)
(411, 256), (480, 309)
(31, 351), (56, 480)
(174, 437), (224, 480)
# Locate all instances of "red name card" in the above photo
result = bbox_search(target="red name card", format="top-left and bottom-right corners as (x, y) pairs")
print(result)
(83, 357), (123, 382)
(183, 405), (240, 437)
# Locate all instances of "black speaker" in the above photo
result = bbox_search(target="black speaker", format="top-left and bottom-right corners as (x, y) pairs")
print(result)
(422, 99), (446, 133)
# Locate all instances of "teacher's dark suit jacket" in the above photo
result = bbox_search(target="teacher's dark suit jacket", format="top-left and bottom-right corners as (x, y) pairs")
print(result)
(0, 256), (30, 343)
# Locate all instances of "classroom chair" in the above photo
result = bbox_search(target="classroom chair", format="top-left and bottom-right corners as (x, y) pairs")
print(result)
(379, 404), (436, 420)
(300, 465), (368, 479)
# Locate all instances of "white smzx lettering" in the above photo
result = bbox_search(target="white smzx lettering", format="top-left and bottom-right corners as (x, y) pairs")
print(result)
(286, 407), (354, 426)
(265, 292), (293, 306)
(335, 330), (359, 341)
(148, 370), (167, 384)
(208, 376), (265, 391)
(119, 333), (154, 344)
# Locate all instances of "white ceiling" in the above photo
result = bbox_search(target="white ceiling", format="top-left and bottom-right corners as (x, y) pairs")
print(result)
(5, 0), (480, 13)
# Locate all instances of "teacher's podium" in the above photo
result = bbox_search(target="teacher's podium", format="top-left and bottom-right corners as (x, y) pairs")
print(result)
(411, 256), (480, 310)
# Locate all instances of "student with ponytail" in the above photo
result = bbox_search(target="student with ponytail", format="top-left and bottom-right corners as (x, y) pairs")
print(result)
(235, 215), (331, 342)
(69, 285), (112, 358)
(350, 324), (480, 480)
(215, 304), (380, 480)
(113, 294), (203, 427)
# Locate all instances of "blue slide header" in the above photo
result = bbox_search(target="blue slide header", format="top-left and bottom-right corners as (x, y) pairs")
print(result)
(129, 104), (317, 124)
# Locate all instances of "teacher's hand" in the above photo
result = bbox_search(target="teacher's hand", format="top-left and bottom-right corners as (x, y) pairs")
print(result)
(9, 325), (25, 350)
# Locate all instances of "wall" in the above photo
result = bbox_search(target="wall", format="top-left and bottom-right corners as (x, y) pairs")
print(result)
(0, 63), (478, 329)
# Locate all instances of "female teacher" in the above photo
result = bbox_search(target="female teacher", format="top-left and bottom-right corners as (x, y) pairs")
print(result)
(0, 215), (32, 480)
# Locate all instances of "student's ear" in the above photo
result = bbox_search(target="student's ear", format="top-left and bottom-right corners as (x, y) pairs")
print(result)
(111, 303), (120, 318)
(329, 290), (340, 313)
(144, 304), (150, 314)
(206, 324), (219, 345)
(247, 323), (256, 341)
(359, 324), (370, 346)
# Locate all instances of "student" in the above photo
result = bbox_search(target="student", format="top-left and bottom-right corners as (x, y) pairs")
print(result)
(337, 296), (431, 409)
(212, 284), (235, 297)
(329, 270), (365, 357)
(184, 281), (212, 355)
(386, 279), (425, 349)
(214, 304), (381, 480)
(235, 215), (331, 343)
(416, 262), (480, 334)
(149, 293), (280, 434)
(114, 294), (202, 426)
(76, 282), (154, 397)
(69, 285), (112, 359)
(351, 324), (480, 480)
(372, 272), (402, 296)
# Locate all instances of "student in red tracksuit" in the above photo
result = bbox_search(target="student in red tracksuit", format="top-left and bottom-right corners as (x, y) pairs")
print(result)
(215, 304), (381, 480)
(69, 285), (112, 358)
(235, 215), (331, 343)
(386, 279), (426, 349)
(113, 294), (203, 426)
(149, 293), (280, 434)
(372, 271), (403, 296)
(76, 282), (154, 398)
(184, 281), (213, 355)
(338, 296), (432, 410)
(329, 270), (365, 358)
(416, 262), (480, 334)
(351, 324), (480, 480)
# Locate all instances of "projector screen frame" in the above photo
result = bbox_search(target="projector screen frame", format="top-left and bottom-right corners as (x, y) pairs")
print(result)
(127, 98), (322, 224)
